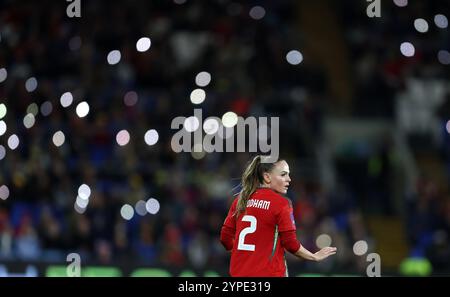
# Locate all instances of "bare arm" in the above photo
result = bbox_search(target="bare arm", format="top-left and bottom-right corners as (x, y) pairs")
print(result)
(293, 245), (337, 261)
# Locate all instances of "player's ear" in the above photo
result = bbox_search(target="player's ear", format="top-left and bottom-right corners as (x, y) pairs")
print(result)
(263, 172), (271, 184)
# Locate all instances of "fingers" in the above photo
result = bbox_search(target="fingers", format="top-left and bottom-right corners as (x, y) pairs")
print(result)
(322, 247), (337, 256)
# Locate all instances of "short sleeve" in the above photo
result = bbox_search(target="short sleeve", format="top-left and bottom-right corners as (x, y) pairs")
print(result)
(277, 199), (296, 232)
(223, 198), (238, 230)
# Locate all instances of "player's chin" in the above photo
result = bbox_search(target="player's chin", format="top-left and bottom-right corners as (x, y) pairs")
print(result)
(280, 187), (288, 194)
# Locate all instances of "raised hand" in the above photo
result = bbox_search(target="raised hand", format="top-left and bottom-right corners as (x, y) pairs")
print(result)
(314, 247), (337, 261)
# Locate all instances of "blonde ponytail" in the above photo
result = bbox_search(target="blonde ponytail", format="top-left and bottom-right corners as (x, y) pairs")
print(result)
(235, 156), (262, 216)
(234, 155), (283, 216)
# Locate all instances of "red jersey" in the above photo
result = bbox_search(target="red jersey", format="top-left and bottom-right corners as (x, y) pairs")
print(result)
(223, 188), (297, 277)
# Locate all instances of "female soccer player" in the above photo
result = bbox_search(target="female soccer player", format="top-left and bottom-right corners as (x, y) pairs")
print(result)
(220, 155), (337, 277)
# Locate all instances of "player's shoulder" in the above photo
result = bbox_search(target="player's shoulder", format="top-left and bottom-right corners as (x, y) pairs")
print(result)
(230, 195), (239, 207)
(262, 189), (293, 208)
(277, 194), (293, 208)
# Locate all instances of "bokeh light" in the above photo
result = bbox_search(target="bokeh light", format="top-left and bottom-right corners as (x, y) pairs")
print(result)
(0, 185), (10, 200)
(0, 145), (5, 161)
(74, 203), (86, 214)
(400, 42), (415, 57)
(76, 101), (90, 118)
(437, 50), (450, 65)
(75, 195), (89, 208)
(135, 200), (147, 216)
(69, 36), (82, 51)
(23, 113), (35, 129)
(146, 198), (160, 214)
(0, 103), (6, 119)
(7, 134), (19, 150)
(192, 143), (206, 160)
(184, 116), (200, 132)
(190, 88), (206, 104)
(195, 72), (211, 87)
(249, 6), (265, 20)
(52, 131), (66, 147)
(286, 50), (303, 65)
(414, 18), (429, 33)
(203, 118), (220, 135)
(222, 111), (238, 128)
(25, 77), (38, 92)
(353, 240), (369, 256)
(0, 68), (7, 83)
(124, 91), (138, 106)
(136, 37), (151, 52)
(40, 101), (53, 117)
(144, 129), (159, 146)
(107, 50), (121, 65)
(0, 120), (6, 136)
(27, 103), (39, 116)
(393, 0), (408, 7)
(316, 234), (333, 249)
(434, 14), (448, 28)
(78, 184), (91, 200)
(121, 204), (135, 220)
(60, 92), (74, 108)
(116, 130), (130, 146)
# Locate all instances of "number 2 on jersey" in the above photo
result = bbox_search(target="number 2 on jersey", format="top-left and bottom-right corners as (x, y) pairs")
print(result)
(237, 215), (257, 251)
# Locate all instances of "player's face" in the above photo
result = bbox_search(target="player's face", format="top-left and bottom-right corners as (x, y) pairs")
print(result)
(268, 160), (291, 194)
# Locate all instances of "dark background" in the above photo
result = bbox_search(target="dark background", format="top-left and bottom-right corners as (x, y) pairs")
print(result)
(0, 0), (449, 276)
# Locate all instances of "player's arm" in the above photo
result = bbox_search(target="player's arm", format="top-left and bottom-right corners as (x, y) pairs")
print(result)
(220, 225), (235, 251)
(294, 243), (337, 261)
(277, 199), (337, 261)
(279, 230), (337, 261)
(220, 198), (238, 251)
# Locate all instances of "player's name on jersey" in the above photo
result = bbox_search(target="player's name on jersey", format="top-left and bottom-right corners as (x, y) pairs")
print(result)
(246, 199), (271, 210)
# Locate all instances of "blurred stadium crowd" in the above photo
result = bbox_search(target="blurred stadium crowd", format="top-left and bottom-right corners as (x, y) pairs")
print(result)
(0, 0), (449, 275)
